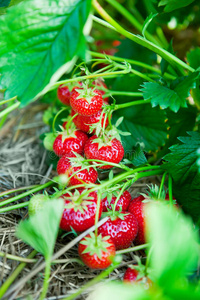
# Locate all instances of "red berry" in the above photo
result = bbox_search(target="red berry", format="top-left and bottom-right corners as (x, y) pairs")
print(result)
(128, 195), (146, 245)
(102, 190), (131, 212)
(53, 130), (88, 157)
(70, 87), (103, 116)
(123, 267), (152, 288)
(78, 233), (116, 269)
(124, 267), (139, 282)
(60, 190), (102, 232)
(57, 85), (71, 106)
(57, 153), (98, 186)
(84, 135), (124, 169)
(98, 212), (138, 250)
(71, 109), (109, 134)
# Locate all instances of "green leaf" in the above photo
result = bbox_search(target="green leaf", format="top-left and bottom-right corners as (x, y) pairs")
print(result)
(145, 202), (199, 289)
(161, 39), (175, 75)
(142, 12), (158, 39)
(0, 0), (11, 7)
(158, 0), (195, 12)
(16, 199), (64, 259)
(187, 47), (200, 70)
(0, 0), (91, 106)
(124, 144), (147, 167)
(113, 104), (167, 153)
(141, 72), (199, 112)
(162, 131), (200, 222)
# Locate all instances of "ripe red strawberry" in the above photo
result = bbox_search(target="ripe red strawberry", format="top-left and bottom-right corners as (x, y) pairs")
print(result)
(128, 195), (146, 245)
(60, 189), (102, 232)
(53, 130), (88, 157)
(70, 86), (103, 116)
(71, 108), (109, 134)
(78, 232), (115, 269)
(57, 153), (98, 186)
(84, 135), (124, 169)
(98, 212), (138, 250)
(102, 190), (131, 212)
(124, 266), (152, 288)
(57, 85), (71, 106)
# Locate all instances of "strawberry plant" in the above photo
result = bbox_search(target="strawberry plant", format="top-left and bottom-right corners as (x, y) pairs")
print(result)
(0, 0), (200, 299)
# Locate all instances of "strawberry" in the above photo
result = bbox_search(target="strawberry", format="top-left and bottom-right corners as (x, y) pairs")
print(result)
(60, 189), (102, 232)
(124, 266), (152, 288)
(71, 108), (109, 134)
(128, 195), (146, 245)
(53, 129), (88, 157)
(57, 85), (71, 106)
(98, 212), (138, 250)
(70, 86), (103, 116)
(57, 152), (98, 186)
(28, 194), (49, 216)
(102, 190), (131, 212)
(78, 232), (115, 269)
(84, 135), (124, 169)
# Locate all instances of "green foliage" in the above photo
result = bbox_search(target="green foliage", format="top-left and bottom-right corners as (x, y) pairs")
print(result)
(187, 48), (200, 70)
(158, 0), (196, 12)
(113, 104), (167, 153)
(145, 202), (199, 289)
(142, 12), (158, 39)
(141, 72), (199, 112)
(16, 199), (64, 259)
(162, 132), (200, 222)
(0, 0), (11, 7)
(0, 0), (91, 106)
(123, 144), (147, 167)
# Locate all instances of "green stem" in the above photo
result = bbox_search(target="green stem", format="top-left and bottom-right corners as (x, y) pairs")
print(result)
(105, 91), (143, 97)
(63, 255), (122, 300)
(52, 107), (69, 133)
(168, 175), (173, 207)
(0, 102), (20, 119)
(158, 172), (167, 199)
(0, 181), (53, 208)
(39, 257), (51, 300)
(50, 69), (130, 91)
(0, 250), (37, 298)
(112, 181), (128, 213)
(114, 99), (151, 110)
(104, 0), (162, 47)
(92, 0), (194, 73)
(89, 51), (176, 80)
(0, 185), (37, 197)
(95, 191), (102, 243)
(116, 243), (149, 254)
(0, 201), (29, 213)
(0, 96), (17, 105)
(65, 112), (78, 135)
(0, 251), (37, 263)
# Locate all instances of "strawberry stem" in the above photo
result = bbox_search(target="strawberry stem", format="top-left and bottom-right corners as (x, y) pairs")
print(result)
(168, 175), (174, 207)
(65, 112), (78, 135)
(0, 181), (54, 208)
(116, 243), (149, 254)
(158, 172), (168, 199)
(62, 255), (122, 300)
(114, 99), (151, 110)
(0, 201), (30, 213)
(112, 181), (129, 213)
(92, 0), (194, 73)
(39, 256), (51, 300)
(94, 191), (102, 245)
(52, 107), (69, 133)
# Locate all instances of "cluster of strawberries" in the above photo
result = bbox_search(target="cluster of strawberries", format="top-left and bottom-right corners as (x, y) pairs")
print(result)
(49, 81), (151, 279)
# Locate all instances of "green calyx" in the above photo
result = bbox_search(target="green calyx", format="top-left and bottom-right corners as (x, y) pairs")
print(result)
(102, 209), (129, 221)
(75, 85), (99, 104)
(80, 232), (112, 259)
